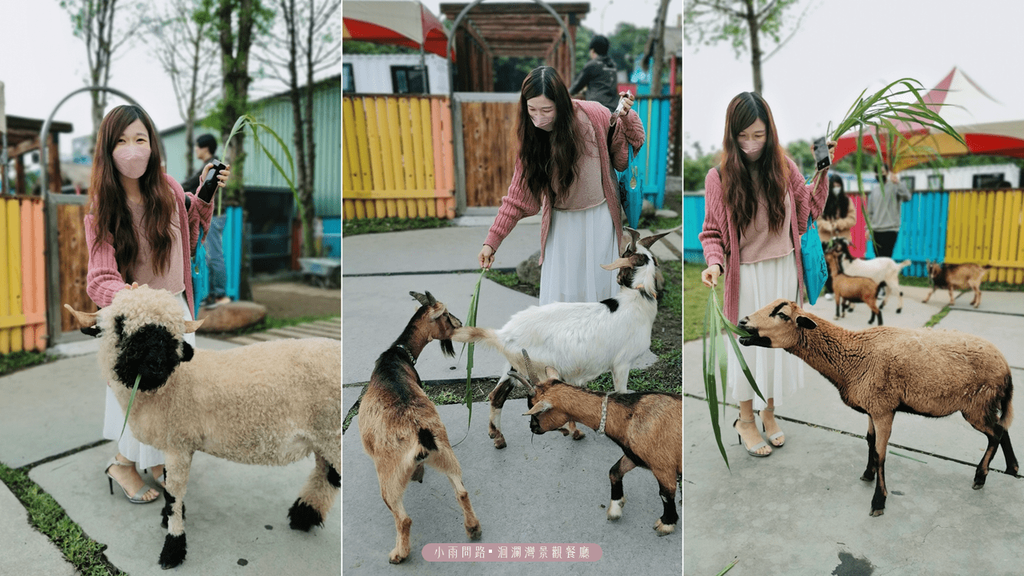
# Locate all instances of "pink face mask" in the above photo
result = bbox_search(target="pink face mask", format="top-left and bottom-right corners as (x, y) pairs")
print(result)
(532, 116), (554, 130)
(112, 146), (151, 180)
(739, 139), (765, 158)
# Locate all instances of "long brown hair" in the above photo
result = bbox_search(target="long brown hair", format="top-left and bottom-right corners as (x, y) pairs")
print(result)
(720, 92), (788, 233)
(89, 105), (175, 283)
(516, 66), (585, 206)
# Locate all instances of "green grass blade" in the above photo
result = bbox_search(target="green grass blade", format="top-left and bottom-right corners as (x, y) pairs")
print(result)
(118, 374), (142, 441)
(463, 269), (487, 425)
(703, 290), (729, 469)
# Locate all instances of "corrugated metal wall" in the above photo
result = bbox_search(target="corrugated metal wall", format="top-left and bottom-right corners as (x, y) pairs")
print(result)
(160, 77), (341, 218)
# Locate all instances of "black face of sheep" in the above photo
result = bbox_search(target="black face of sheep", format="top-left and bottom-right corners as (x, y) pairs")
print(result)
(112, 317), (195, 391)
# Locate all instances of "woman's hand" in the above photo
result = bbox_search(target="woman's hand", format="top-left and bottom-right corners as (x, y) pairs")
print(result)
(478, 245), (495, 269)
(813, 140), (837, 171)
(200, 162), (232, 189)
(701, 265), (721, 288)
(123, 282), (141, 290)
(617, 91), (635, 115)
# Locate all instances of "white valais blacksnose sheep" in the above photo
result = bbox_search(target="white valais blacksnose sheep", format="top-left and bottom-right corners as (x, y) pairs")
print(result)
(738, 299), (1016, 517)
(66, 286), (340, 570)
(452, 227), (672, 449)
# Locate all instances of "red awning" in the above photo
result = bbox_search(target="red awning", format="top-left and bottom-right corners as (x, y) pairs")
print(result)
(343, 0), (451, 60)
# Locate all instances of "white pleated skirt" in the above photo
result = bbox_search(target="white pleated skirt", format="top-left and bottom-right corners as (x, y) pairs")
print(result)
(102, 291), (195, 469)
(726, 251), (805, 409)
(539, 202), (620, 305)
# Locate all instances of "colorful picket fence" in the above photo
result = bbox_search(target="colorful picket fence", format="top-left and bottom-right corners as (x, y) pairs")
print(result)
(0, 198), (47, 353)
(342, 95), (456, 220)
(683, 188), (1024, 284)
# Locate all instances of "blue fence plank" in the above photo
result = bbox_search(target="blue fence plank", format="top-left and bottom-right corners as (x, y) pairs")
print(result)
(683, 193), (707, 264)
(223, 206), (242, 300)
(893, 191), (947, 277)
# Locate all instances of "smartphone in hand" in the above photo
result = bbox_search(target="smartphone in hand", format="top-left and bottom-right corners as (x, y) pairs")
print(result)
(813, 137), (831, 171)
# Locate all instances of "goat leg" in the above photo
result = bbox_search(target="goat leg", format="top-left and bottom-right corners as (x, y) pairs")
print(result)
(653, 480), (678, 536)
(607, 455), (636, 521)
(487, 378), (515, 449)
(973, 428), (1004, 489)
(560, 421), (585, 440)
(869, 413), (893, 517)
(427, 445), (482, 541)
(1001, 430), (1019, 477)
(861, 418), (877, 482)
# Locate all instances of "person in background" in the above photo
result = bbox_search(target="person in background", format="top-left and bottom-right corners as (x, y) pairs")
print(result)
(182, 134), (230, 308)
(569, 35), (619, 112)
(866, 163), (911, 258)
(817, 173), (857, 299)
(699, 92), (833, 457)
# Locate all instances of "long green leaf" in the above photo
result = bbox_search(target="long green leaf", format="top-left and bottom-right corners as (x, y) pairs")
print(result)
(118, 374), (142, 440)
(463, 269), (487, 426)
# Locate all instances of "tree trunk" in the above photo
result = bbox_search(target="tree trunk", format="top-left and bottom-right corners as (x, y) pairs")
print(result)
(650, 0), (671, 96)
(745, 0), (763, 94)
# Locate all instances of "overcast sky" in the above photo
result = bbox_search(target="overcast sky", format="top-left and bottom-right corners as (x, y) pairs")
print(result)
(685, 0), (1024, 156)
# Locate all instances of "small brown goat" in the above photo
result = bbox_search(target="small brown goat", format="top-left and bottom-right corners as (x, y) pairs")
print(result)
(508, 352), (682, 535)
(738, 299), (1017, 517)
(825, 250), (885, 325)
(359, 291), (481, 564)
(923, 262), (990, 308)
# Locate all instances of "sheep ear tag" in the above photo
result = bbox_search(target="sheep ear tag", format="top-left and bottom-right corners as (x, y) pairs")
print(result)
(796, 316), (817, 330)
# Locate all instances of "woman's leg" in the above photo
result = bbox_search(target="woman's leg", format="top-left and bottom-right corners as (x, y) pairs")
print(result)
(107, 453), (161, 502)
(759, 397), (785, 447)
(734, 399), (771, 456)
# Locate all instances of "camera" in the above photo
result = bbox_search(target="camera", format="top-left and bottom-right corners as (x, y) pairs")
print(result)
(813, 137), (831, 171)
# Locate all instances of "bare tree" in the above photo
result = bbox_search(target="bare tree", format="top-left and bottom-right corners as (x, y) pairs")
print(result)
(684, 0), (813, 94)
(256, 0), (340, 257)
(149, 0), (221, 176)
(60, 0), (140, 144)
(649, 0), (672, 95)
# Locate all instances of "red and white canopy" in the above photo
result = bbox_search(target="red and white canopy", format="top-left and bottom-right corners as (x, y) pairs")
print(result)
(343, 0), (450, 59)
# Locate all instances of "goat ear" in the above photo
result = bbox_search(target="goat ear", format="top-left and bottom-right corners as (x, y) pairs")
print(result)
(600, 257), (632, 271)
(184, 318), (205, 334)
(796, 316), (817, 330)
(523, 400), (552, 416)
(545, 366), (560, 380)
(64, 304), (98, 328)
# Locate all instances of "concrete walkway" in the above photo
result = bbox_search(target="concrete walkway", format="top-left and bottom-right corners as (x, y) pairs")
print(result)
(683, 285), (1024, 576)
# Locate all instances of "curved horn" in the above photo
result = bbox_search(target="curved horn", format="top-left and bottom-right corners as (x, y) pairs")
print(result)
(521, 348), (538, 385)
(410, 291), (431, 306)
(623, 227), (640, 253)
(506, 369), (536, 395)
(638, 231), (671, 249)
(64, 303), (98, 328)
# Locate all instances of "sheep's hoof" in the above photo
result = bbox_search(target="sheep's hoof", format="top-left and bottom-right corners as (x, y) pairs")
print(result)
(654, 519), (676, 536)
(869, 509), (885, 517)
(411, 464), (425, 483)
(158, 533), (187, 569)
(288, 499), (325, 531)
(492, 435), (507, 450)
(896, 308), (902, 314)
(466, 522), (482, 540)
(389, 549), (408, 564)
(571, 429), (586, 441)
(860, 473), (874, 482)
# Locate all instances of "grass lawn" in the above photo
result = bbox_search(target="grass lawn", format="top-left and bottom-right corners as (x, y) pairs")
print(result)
(684, 262), (721, 342)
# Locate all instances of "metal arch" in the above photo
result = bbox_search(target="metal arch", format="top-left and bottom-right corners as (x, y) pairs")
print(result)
(38, 86), (142, 346)
(444, 0), (574, 70)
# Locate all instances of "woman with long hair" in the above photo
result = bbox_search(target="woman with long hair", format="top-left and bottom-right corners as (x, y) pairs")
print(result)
(699, 92), (833, 457)
(818, 173), (857, 298)
(86, 104), (229, 502)
(477, 65), (646, 305)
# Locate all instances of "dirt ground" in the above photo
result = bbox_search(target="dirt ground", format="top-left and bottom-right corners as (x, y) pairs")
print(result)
(250, 278), (341, 319)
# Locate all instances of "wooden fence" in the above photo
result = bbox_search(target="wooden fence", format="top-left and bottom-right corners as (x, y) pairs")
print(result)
(683, 188), (1024, 284)
(0, 197), (48, 352)
(342, 95), (456, 219)
(458, 97), (520, 208)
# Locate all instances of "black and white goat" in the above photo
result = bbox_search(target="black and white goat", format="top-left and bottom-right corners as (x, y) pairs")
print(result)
(452, 227), (671, 449)
(359, 291), (481, 564)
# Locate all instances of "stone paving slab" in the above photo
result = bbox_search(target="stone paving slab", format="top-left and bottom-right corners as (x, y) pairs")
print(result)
(0, 483), (77, 576)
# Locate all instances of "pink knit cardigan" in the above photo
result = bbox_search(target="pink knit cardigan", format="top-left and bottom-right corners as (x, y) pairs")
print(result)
(484, 100), (646, 262)
(699, 157), (829, 323)
(85, 173), (214, 317)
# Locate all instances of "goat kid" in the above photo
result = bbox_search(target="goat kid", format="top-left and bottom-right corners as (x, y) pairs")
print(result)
(923, 261), (990, 308)
(359, 291), (481, 564)
(824, 250), (885, 325)
(738, 299), (1016, 517)
(452, 227), (670, 449)
(65, 287), (340, 569)
(828, 238), (910, 313)
(508, 352), (681, 535)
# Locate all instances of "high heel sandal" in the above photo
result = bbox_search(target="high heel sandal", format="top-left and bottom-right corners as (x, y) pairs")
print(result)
(759, 407), (785, 448)
(105, 457), (160, 504)
(733, 416), (770, 457)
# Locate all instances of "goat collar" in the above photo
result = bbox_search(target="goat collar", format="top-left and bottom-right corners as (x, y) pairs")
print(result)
(395, 344), (416, 365)
(597, 392), (612, 436)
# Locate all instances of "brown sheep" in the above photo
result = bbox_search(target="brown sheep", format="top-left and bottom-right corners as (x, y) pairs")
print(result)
(359, 291), (481, 564)
(508, 352), (682, 535)
(824, 250), (885, 325)
(923, 262), (990, 308)
(737, 299), (1016, 517)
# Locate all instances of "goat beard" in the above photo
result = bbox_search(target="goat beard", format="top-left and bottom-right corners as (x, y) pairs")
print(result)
(440, 339), (456, 358)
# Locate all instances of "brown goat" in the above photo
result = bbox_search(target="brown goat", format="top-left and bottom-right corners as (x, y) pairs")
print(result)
(738, 299), (1017, 517)
(508, 353), (682, 535)
(923, 262), (990, 308)
(359, 291), (481, 564)
(825, 250), (885, 325)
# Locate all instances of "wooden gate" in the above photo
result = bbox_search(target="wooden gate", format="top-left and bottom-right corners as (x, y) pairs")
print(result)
(342, 95), (456, 219)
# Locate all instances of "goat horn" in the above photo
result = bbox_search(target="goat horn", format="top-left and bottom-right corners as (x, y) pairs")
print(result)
(639, 231), (671, 249)
(600, 257), (632, 271)
(623, 227), (640, 253)
(506, 370), (536, 395)
(410, 291), (431, 306)
(521, 349), (538, 385)
(64, 303), (98, 328)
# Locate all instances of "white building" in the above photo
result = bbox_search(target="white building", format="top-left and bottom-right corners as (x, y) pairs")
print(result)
(343, 53), (450, 95)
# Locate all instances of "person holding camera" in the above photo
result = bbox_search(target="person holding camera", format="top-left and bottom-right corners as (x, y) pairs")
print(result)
(182, 134), (230, 308)
(699, 92), (833, 457)
(569, 35), (619, 113)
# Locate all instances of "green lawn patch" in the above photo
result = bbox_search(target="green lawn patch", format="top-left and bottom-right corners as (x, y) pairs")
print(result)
(343, 217), (449, 236)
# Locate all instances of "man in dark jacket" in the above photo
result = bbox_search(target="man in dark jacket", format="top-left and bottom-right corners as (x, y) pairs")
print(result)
(182, 134), (231, 308)
(569, 35), (618, 112)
